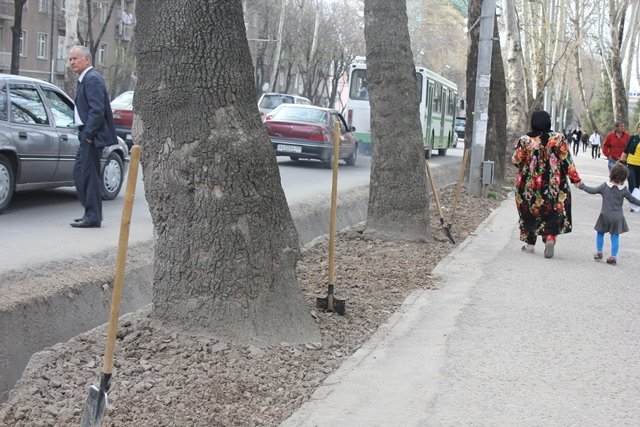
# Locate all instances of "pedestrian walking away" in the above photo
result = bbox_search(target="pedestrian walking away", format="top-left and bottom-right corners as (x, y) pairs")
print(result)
(571, 126), (582, 156)
(577, 162), (640, 265)
(620, 122), (640, 191)
(602, 121), (630, 172)
(581, 131), (589, 152)
(512, 110), (582, 258)
(68, 45), (118, 228)
(589, 129), (601, 159)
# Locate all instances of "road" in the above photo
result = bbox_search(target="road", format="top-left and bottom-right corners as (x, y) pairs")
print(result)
(0, 145), (464, 274)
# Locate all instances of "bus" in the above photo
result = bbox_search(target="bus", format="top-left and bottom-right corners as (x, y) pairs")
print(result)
(345, 56), (459, 158)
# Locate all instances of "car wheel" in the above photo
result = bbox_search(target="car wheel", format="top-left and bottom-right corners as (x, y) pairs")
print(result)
(102, 152), (124, 200)
(290, 156), (300, 161)
(322, 152), (333, 169)
(346, 145), (358, 166)
(0, 154), (15, 213)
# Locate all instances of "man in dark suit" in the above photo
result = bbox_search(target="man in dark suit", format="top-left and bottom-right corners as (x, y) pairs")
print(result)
(68, 45), (117, 228)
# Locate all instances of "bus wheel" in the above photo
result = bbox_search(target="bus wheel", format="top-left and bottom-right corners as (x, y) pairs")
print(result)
(438, 148), (447, 156)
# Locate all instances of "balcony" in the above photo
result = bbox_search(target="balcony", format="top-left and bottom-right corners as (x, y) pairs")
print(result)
(0, 51), (11, 70)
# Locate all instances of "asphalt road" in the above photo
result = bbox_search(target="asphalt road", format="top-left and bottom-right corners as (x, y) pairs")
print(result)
(0, 145), (464, 273)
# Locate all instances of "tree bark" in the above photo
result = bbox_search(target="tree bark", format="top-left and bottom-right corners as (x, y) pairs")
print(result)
(135, 0), (319, 345)
(465, 0), (481, 151)
(10, 0), (27, 75)
(501, 0), (528, 143)
(363, 0), (430, 242)
(608, 0), (629, 124)
(485, 14), (508, 181)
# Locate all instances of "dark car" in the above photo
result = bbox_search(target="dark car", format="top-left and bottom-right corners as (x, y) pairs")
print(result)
(110, 90), (134, 149)
(0, 74), (129, 213)
(455, 116), (466, 139)
(264, 104), (358, 168)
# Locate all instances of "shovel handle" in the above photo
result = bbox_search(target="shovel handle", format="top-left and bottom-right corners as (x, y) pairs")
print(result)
(425, 161), (445, 219)
(328, 122), (340, 285)
(103, 145), (142, 374)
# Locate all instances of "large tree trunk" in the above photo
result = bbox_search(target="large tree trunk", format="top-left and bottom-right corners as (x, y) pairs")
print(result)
(363, 0), (430, 242)
(485, 14), (508, 182)
(608, 0), (629, 124)
(465, 0), (481, 151)
(63, 0), (81, 95)
(502, 0), (527, 143)
(10, 0), (27, 75)
(135, 0), (319, 345)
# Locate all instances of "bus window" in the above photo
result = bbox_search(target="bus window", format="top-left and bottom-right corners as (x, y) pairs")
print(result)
(415, 72), (423, 103)
(349, 69), (369, 101)
(432, 83), (442, 114)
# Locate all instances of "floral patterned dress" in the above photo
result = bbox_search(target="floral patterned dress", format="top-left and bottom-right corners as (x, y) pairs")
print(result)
(512, 132), (582, 243)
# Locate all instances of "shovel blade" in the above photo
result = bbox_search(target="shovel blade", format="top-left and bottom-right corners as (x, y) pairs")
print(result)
(80, 384), (108, 427)
(316, 294), (346, 316)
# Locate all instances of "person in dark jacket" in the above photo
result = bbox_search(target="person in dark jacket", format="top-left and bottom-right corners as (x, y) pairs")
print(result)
(68, 45), (117, 228)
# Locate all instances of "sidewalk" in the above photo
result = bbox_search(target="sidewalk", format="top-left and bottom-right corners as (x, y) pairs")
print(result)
(281, 154), (640, 426)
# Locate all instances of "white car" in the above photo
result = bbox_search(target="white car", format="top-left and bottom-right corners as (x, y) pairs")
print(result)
(257, 92), (312, 122)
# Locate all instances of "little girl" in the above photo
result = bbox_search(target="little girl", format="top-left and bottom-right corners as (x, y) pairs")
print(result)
(578, 162), (640, 265)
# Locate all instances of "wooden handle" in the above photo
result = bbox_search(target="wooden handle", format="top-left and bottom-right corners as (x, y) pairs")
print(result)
(103, 145), (142, 374)
(328, 122), (340, 286)
(425, 161), (444, 219)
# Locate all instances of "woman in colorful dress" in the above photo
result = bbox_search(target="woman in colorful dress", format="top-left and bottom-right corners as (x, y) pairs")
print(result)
(512, 110), (582, 258)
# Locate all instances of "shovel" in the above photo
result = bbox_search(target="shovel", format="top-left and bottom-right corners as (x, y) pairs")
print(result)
(80, 145), (142, 427)
(316, 122), (346, 315)
(425, 159), (455, 244)
(446, 148), (470, 232)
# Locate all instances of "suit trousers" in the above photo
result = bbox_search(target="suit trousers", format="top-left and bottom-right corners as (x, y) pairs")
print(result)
(73, 141), (104, 224)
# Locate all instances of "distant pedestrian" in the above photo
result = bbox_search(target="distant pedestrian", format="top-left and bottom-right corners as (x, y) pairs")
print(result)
(571, 126), (582, 156)
(577, 162), (640, 265)
(581, 132), (589, 152)
(589, 130), (601, 159)
(512, 110), (582, 258)
(620, 122), (640, 191)
(602, 121), (630, 172)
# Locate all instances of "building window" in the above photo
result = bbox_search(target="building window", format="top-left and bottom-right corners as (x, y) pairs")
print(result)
(19, 31), (26, 57)
(100, 2), (108, 24)
(37, 33), (48, 59)
(98, 43), (107, 65)
(38, 0), (48, 13)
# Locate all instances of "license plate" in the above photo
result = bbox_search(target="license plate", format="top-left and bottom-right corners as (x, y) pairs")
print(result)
(125, 134), (132, 140)
(277, 144), (301, 153)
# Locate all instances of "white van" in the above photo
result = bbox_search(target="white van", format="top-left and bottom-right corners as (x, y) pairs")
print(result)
(258, 92), (312, 121)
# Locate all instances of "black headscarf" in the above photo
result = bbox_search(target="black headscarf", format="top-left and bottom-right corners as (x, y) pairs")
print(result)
(527, 110), (553, 145)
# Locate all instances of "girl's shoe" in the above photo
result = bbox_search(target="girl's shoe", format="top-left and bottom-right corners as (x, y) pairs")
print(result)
(606, 256), (617, 265)
(594, 252), (603, 260)
(521, 244), (534, 253)
(544, 235), (555, 258)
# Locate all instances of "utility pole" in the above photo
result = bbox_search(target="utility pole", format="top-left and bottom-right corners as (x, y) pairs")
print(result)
(469, 0), (496, 197)
(270, 0), (285, 92)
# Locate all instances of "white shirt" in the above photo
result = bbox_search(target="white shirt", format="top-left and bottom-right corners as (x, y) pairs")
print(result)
(74, 66), (93, 127)
(589, 133), (601, 146)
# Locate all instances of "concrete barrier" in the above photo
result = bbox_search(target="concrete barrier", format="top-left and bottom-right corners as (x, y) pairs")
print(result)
(0, 160), (461, 402)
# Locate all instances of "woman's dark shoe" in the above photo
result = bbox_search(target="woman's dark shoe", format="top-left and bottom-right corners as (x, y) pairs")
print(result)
(606, 256), (617, 265)
(594, 252), (603, 260)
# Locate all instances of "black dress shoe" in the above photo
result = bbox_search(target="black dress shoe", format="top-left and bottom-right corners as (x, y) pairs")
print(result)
(70, 220), (100, 228)
(73, 217), (84, 222)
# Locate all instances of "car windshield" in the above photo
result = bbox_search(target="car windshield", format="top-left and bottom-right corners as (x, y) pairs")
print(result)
(456, 118), (465, 126)
(259, 94), (295, 109)
(271, 107), (327, 124)
(111, 91), (133, 109)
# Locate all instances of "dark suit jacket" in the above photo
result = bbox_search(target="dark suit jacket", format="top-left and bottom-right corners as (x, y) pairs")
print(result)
(75, 68), (117, 148)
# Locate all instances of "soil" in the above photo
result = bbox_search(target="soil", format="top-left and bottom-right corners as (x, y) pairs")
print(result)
(0, 179), (513, 426)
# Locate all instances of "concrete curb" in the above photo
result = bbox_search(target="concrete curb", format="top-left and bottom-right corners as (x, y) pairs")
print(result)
(0, 160), (462, 402)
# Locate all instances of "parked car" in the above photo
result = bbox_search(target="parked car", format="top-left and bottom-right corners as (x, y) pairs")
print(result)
(264, 104), (358, 168)
(455, 116), (466, 139)
(257, 92), (312, 122)
(110, 90), (134, 149)
(0, 74), (129, 213)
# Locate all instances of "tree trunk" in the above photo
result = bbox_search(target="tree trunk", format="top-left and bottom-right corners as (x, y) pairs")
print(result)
(64, 0), (81, 95)
(608, 0), (629, 124)
(501, 0), (527, 143)
(135, 0), (319, 345)
(465, 0), (481, 151)
(485, 14), (508, 182)
(10, 0), (27, 75)
(363, 0), (430, 242)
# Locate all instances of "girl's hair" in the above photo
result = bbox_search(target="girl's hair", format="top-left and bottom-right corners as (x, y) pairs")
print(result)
(610, 162), (629, 184)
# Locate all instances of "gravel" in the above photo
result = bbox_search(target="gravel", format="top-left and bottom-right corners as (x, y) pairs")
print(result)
(0, 177), (513, 426)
